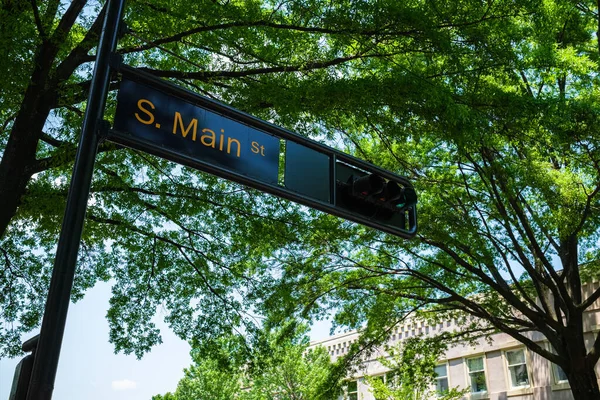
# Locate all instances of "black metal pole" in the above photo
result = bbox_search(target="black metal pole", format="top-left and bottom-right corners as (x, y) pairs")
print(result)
(25, 0), (125, 399)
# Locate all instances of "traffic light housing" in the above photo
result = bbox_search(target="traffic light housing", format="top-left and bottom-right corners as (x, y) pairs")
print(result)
(335, 163), (417, 232)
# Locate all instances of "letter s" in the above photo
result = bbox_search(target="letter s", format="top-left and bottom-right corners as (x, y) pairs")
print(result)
(251, 141), (260, 154)
(135, 99), (155, 125)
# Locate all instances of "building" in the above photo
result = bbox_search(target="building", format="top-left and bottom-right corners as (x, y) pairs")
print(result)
(309, 282), (600, 400)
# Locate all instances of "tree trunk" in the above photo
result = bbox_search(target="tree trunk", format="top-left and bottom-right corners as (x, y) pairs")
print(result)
(0, 42), (57, 239)
(562, 310), (600, 400)
(567, 363), (600, 400)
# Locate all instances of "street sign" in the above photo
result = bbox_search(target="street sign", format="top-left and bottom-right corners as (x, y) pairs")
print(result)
(114, 79), (280, 184)
(109, 63), (417, 238)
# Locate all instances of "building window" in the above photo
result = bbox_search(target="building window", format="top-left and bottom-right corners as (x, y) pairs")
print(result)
(505, 349), (530, 388)
(346, 380), (358, 400)
(370, 375), (388, 400)
(385, 371), (398, 388)
(434, 364), (449, 393)
(544, 342), (570, 388)
(467, 356), (487, 393)
(369, 372), (398, 400)
(371, 376), (383, 400)
(552, 364), (569, 384)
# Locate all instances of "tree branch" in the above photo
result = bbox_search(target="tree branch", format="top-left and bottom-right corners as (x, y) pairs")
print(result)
(476, 150), (569, 311)
(54, 3), (106, 84)
(586, 329), (600, 366)
(420, 236), (563, 334)
(117, 21), (420, 56)
(367, 277), (562, 365)
(27, 140), (121, 175)
(136, 54), (373, 80)
(579, 285), (600, 311)
(571, 182), (600, 238)
(29, 0), (46, 39)
(49, 0), (87, 47)
(39, 132), (66, 148)
(41, 0), (60, 32)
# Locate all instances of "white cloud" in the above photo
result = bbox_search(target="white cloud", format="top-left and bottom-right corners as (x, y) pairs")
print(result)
(111, 379), (137, 391)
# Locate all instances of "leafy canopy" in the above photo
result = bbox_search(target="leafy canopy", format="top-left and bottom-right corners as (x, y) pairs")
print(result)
(3, 0), (600, 397)
(153, 323), (342, 400)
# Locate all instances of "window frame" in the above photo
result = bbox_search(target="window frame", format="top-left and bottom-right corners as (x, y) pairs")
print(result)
(544, 342), (570, 391)
(382, 371), (399, 388)
(345, 379), (358, 400)
(552, 363), (568, 384)
(434, 362), (450, 395)
(503, 348), (531, 389)
(550, 362), (570, 392)
(465, 355), (488, 395)
(369, 374), (396, 400)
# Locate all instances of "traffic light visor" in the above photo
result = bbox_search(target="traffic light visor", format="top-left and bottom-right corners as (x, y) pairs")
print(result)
(352, 174), (385, 196)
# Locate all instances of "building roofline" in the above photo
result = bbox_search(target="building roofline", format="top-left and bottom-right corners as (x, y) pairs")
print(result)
(310, 329), (360, 347)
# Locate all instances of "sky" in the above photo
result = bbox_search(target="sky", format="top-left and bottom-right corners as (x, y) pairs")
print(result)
(0, 282), (332, 400)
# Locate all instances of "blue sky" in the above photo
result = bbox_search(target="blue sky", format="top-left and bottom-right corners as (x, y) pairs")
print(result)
(0, 282), (331, 399)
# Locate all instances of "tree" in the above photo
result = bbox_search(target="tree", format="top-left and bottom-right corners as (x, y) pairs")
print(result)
(153, 324), (341, 400)
(152, 358), (241, 400)
(365, 337), (465, 400)
(241, 333), (338, 400)
(4, 1), (600, 400)
(1, 0), (435, 357)
(247, 2), (600, 400)
(152, 333), (249, 400)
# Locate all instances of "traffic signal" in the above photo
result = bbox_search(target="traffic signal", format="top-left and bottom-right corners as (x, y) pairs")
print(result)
(336, 171), (417, 220)
(378, 180), (418, 211)
(352, 173), (385, 197)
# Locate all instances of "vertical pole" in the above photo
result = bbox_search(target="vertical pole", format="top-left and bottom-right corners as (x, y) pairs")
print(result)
(26, 0), (125, 399)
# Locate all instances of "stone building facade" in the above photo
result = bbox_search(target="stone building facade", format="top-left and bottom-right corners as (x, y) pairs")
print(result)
(310, 282), (600, 400)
